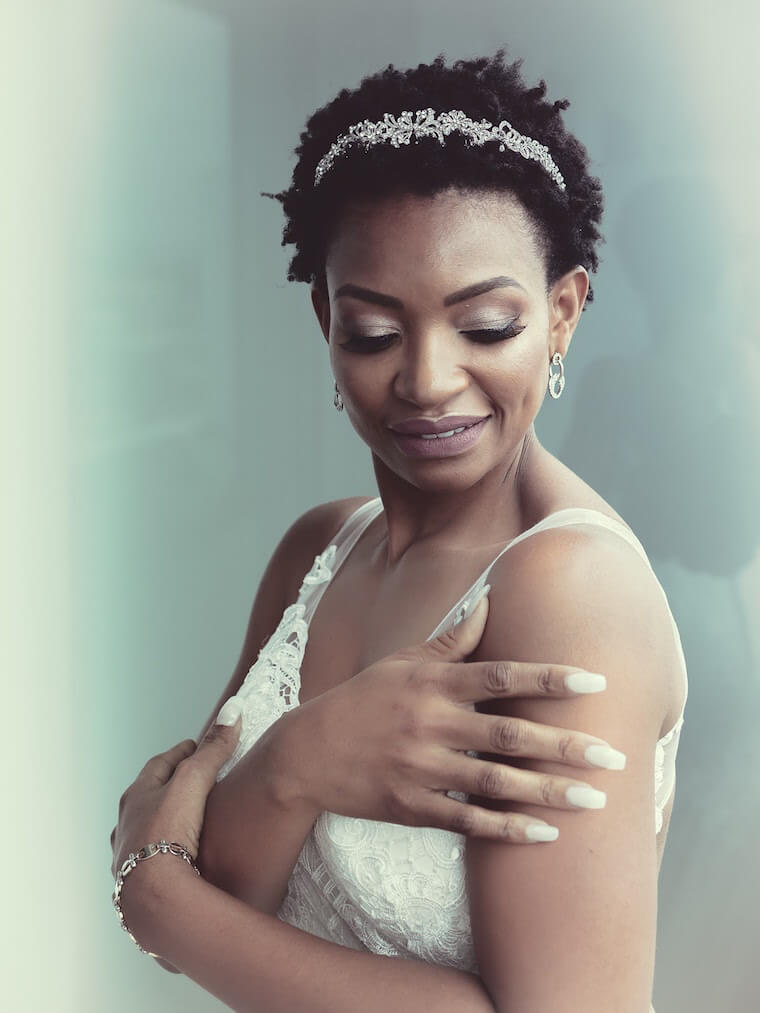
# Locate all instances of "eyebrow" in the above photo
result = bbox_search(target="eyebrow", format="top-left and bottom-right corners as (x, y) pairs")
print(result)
(333, 275), (526, 309)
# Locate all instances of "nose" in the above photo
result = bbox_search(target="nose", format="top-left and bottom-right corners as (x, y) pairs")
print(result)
(393, 330), (469, 409)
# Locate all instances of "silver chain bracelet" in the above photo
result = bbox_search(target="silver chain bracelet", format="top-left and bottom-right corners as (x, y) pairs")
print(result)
(112, 840), (200, 957)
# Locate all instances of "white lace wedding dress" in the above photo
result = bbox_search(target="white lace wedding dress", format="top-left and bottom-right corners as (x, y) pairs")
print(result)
(216, 498), (687, 1009)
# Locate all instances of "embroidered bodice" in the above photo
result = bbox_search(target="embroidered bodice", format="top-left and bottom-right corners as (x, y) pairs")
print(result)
(215, 498), (688, 973)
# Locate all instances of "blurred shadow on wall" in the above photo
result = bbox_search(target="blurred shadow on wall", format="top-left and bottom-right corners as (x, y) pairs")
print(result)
(561, 175), (760, 1008)
(564, 174), (758, 575)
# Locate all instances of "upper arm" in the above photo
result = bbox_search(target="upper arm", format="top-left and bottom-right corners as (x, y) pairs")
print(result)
(466, 527), (673, 1013)
(196, 496), (372, 741)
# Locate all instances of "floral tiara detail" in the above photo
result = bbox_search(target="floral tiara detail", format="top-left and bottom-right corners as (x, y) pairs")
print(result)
(313, 108), (566, 191)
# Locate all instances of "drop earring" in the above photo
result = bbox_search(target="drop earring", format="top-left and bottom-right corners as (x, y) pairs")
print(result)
(548, 352), (565, 399)
(333, 381), (344, 412)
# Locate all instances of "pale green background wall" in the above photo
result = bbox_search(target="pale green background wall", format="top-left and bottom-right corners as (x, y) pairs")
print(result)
(4, 0), (759, 1010)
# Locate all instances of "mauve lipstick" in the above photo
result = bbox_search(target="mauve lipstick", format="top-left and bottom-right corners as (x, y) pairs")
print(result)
(388, 415), (490, 458)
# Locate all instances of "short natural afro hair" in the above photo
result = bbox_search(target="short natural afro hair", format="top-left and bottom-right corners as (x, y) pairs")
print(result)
(267, 51), (604, 303)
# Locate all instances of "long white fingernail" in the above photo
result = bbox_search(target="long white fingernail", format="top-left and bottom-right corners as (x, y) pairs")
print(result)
(216, 697), (243, 726)
(526, 823), (559, 842)
(565, 671), (607, 693)
(566, 784), (607, 809)
(454, 584), (491, 626)
(585, 744), (627, 770)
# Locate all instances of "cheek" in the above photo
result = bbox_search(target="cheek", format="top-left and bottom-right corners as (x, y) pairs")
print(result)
(485, 341), (548, 411)
(336, 356), (393, 404)
(334, 362), (393, 436)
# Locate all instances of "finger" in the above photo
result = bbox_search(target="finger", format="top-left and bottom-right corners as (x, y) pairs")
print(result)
(178, 697), (243, 796)
(398, 593), (490, 665)
(444, 658), (607, 704)
(439, 755), (608, 812)
(446, 710), (626, 770)
(422, 791), (560, 843)
(137, 739), (198, 785)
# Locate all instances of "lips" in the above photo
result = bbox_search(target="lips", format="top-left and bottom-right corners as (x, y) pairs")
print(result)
(388, 415), (489, 436)
(388, 416), (490, 459)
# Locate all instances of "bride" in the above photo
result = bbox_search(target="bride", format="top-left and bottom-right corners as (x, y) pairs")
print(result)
(111, 51), (687, 1012)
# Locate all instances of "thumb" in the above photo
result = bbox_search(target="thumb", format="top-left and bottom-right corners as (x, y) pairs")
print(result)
(189, 697), (243, 789)
(425, 588), (490, 661)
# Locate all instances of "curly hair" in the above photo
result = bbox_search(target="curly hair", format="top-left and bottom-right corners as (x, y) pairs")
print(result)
(266, 51), (604, 303)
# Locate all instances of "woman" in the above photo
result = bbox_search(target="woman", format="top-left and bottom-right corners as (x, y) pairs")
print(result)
(111, 52), (687, 1011)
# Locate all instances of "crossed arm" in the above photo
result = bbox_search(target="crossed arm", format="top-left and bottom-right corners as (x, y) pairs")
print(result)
(140, 511), (670, 1011)
(126, 506), (496, 1010)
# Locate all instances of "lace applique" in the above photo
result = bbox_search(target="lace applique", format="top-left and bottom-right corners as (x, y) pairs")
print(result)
(299, 544), (337, 593)
(279, 812), (477, 971)
(653, 715), (683, 834)
(217, 504), (687, 971)
(216, 602), (309, 782)
(216, 545), (338, 784)
(278, 831), (401, 957)
(658, 715), (684, 748)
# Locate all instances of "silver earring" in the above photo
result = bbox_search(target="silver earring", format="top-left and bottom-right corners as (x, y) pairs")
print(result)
(333, 382), (344, 412)
(548, 352), (565, 399)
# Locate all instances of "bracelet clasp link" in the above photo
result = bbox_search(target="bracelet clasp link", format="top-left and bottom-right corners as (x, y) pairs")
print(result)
(112, 839), (200, 958)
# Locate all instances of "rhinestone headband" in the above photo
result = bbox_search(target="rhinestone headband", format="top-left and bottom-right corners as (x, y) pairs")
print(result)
(313, 108), (566, 191)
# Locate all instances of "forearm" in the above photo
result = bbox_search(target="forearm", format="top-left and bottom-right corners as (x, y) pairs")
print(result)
(198, 716), (318, 913)
(123, 860), (496, 1013)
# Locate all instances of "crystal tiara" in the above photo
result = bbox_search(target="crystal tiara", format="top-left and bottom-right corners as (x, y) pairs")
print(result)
(313, 107), (566, 191)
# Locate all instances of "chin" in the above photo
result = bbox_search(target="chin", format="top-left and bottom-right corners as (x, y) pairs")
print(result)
(379, 450), (497, 494)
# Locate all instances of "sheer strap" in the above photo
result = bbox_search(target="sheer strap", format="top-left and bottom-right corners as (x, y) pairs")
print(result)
(281, 496), (685, 834)
(428, 507), (688, 726)
(297, 498), (384, 625)
(428, 508), (642, 638)
(295, 498), (688, 736)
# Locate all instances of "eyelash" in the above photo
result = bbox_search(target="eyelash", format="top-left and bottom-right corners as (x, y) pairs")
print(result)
(340, 322), (525, 353)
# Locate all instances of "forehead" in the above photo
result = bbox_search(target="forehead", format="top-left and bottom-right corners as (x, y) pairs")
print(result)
(324, 188), (546, 296)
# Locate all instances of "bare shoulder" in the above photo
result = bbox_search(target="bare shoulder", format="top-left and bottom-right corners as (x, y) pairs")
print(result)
(257, 495), (377, 639)
(496, 517), (660, 618)
(474, 519), (678, 735)
(197, 495), (375, 739)
(275, 496), (376, 602)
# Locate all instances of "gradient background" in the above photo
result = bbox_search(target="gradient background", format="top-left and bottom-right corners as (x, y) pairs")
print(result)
(4, 0), (759, 1010)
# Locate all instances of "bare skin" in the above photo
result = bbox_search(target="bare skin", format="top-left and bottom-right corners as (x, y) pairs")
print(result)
(113, 730), (500, 1012)
(196, 589), (624, 914)
(300, 187), (682, 1006)
(112, 187), (684, 1010)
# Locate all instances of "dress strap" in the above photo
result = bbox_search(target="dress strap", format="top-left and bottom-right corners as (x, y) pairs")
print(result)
(506, 508), (653, 568)
(330, 497), (385, 568)
(297, 497), (384, 624)
(428, 508), (648, 640)
(297, 500), (688, 728)
(428, 508), (687, 724)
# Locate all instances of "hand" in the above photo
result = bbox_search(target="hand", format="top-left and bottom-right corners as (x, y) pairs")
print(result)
(271, 596), (626, 843)
(110, 712), (242, 968)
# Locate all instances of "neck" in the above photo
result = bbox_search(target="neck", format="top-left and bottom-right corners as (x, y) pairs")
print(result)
(372, 427), (543, 565)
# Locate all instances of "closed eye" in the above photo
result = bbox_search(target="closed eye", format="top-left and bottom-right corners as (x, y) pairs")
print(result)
(339, 321), (525, 353)
(339, 332), (398, 353)
(461, 322), (525, 343)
